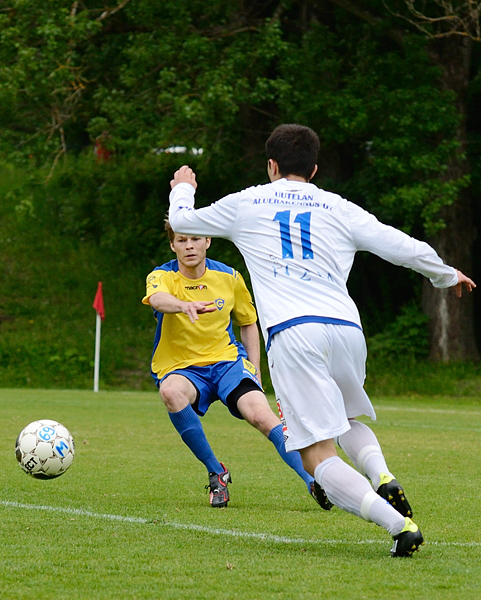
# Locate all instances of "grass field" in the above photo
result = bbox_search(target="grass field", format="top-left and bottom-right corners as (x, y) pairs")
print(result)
(1, 388), (480, 599)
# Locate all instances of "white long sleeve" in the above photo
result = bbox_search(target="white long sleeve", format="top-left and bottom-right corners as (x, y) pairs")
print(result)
(170, 179), (458, 343)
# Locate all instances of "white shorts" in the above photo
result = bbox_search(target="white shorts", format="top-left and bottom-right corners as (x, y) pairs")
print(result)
(268, 323), (376, 452)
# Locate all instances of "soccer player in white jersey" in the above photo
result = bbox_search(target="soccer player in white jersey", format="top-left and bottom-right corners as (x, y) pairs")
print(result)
(142, 220), (332, 509)
(168, 124), (475, 556)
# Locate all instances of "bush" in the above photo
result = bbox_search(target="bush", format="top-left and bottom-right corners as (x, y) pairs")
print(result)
(366, 301), (430, 363)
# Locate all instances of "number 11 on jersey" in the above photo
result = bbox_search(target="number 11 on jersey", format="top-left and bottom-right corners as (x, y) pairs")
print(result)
(273, 210), (314, 260)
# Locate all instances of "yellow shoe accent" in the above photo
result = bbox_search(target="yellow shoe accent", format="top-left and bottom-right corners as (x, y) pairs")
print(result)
(391, 517), (424, 557)
(378, 472), (394, 487)
(377, 474), (413, 517)
(400, 517), (418, 534)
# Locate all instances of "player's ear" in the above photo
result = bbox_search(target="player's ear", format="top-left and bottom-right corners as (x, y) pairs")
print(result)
(267, 159), (278, 178)
(309, 164), (318, 181)
(205, 237), (212, 249)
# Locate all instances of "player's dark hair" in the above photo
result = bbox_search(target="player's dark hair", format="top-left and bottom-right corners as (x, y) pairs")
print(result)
(164, 216), (175, 243)
(266, 124), (320, 180)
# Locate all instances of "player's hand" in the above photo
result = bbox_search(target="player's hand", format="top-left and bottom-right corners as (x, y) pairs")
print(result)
(171, 165), (197, 190)
(454, 270), (476, 298)
(182, 301), (217, 323)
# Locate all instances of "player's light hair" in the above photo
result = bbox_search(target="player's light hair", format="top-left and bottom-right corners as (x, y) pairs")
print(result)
(266, 124), (320, 181)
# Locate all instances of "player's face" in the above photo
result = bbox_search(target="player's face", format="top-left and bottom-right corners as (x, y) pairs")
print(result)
(171, 234), (211, 270)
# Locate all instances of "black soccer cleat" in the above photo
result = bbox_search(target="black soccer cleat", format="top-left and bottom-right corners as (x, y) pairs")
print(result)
(391, 517), (424, 557)
(377, 473), (413, 518)
(206, 463), (231, 508)
(310, 480), (333, 511)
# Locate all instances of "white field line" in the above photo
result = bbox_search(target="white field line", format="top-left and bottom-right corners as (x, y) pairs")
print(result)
(1, 500), (480, 548)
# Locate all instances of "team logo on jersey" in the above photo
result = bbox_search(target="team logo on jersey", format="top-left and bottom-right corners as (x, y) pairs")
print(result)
(214, 298), (225, 310)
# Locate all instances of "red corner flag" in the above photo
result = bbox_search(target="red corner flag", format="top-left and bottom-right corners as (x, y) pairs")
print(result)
(93, 281), (105, 321)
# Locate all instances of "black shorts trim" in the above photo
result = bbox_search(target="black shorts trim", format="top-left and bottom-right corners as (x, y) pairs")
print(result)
(226, 378), (263, 419)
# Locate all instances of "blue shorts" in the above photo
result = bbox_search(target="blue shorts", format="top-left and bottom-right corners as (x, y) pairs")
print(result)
(160, 357), (262, 419)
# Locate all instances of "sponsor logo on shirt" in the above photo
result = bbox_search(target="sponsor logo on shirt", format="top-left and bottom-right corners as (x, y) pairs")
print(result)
(242, 358), (257, 377)
(148, 273), (161, 289)
(184, 284), (208, 290)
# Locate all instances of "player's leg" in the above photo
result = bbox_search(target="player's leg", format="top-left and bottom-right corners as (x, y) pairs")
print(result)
(336, 419), (393, 489)
(235, 387), (279, 436)
(268, 323), (423, 555)
(233, 383), (310, 478)
(301, 438), (398, 525)
(160, 373), (229, 501)
(301, 440), (423, 556)
(233, 385), (332, 509)
(330, 328), (413, 517)
(336, 419), (413, 517)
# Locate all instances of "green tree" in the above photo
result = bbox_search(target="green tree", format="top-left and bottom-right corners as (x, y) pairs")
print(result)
(0, 0), (479, 362)
(322, 0), (480, 360)
(0, 1), (104, 171)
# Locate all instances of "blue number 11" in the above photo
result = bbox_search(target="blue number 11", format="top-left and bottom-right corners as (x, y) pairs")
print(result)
(273, 210), (313, 259)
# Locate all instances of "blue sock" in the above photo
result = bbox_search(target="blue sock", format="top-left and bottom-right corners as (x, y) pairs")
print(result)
(268, 424), (312, 490)
(168, 405), (224, 474)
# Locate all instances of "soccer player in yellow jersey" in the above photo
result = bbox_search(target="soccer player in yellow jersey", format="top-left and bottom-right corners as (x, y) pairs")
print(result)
(142, 221), (332, 509)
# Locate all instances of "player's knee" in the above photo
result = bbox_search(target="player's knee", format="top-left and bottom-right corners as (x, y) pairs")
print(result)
(245, 407), (279, 437)
(159, 381), (189, 412)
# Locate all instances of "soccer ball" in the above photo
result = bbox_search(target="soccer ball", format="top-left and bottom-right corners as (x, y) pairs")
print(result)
(15, 419), (75, 479)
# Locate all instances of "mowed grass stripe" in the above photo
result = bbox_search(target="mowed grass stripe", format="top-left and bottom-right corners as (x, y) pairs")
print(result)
(377, 405), (481, 417)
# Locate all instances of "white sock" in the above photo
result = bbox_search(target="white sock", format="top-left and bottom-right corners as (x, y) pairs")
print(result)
(314, 456), (405, 536)
(336, 420), (393, 490)
(368, 496), (406, 536)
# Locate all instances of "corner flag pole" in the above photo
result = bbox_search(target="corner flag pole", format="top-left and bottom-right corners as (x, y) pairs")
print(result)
(92, 282), (105, 393)
(94, 312), (101, 392)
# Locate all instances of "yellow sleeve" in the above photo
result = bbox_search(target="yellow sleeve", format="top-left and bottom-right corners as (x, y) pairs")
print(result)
(141, 270), (172, 305)
(232, 271), (257, 326)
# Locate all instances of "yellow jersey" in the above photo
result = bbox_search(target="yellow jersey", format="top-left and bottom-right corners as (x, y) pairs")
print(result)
(142, 258), (257, 381)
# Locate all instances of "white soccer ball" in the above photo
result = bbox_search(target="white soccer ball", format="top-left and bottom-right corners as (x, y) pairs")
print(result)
(15, 419), (75, 479)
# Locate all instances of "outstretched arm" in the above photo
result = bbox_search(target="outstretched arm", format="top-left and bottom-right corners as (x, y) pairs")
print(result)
(454, 270), (476, 298)
(148, 291), (216, 324)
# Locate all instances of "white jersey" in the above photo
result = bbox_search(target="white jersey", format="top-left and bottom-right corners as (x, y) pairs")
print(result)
(169, 178), (458, 346)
